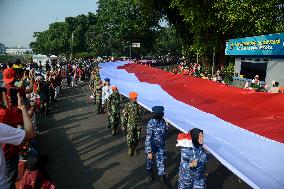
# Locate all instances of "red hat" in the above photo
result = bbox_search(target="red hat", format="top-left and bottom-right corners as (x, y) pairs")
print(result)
(129, 92), (138, 99)
(3, 68), (16, 84)
(112, 86), (118, 91)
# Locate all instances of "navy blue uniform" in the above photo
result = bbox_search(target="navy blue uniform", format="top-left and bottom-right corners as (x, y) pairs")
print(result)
(145, 118), (168, 176)
(178, 147), (210, 189)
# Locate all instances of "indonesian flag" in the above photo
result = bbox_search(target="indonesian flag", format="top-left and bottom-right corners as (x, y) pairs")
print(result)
(100, 60), (284, 189)
(176, 133), (193, 148)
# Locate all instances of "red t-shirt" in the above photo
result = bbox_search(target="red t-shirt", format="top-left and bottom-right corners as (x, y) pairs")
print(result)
(20, 170), (56, 189)
(0, 107), (23, 159)
(1, 83), (25, 159)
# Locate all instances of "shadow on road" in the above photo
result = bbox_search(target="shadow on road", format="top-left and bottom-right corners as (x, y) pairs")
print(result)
(35, 82), (251, 189)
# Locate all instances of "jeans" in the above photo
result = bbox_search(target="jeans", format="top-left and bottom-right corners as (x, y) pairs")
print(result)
(5, 156), (19, 189)
(71, 76), (75, 87)
(55, 86), (60, 99)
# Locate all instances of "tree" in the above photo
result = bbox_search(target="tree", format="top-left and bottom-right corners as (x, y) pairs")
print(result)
(93, 0), (161, 57)
(30, 12), (97, 57)
(30, 22), (71, 56)
(141, 0), (284, 64)
(151, 26), (183, 56)
(0, 43), (6, 54)
(30, 0), (283, 61)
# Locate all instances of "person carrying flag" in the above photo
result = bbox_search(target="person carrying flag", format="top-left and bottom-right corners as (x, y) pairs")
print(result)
(121, 92), (143, 156)
(107, 86), (121, 136)
(177, 129), (211, 189)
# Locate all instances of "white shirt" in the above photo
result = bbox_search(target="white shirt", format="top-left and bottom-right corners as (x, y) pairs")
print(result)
(0, 123), (25, 189)
(252, 79), (260, 85)
(102, 85), (112, 104)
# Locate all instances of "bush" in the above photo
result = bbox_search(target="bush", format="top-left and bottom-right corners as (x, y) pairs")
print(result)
(0, 54), (32, 63)
(221, 63), (234, 83)
(74, 52), (96, 59)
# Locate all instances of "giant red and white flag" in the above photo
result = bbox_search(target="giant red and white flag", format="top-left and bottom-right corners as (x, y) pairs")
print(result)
(100, 61), (284, 189)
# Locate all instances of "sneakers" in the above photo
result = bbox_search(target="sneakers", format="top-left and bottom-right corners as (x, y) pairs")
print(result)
(160, 174), (171, 186)
(112, 130), (117, 136)
(160, 175), (167, 183)
(128, 148), (134, 157)
(134, 149), (139, 155)
(147, 169), (155, 182)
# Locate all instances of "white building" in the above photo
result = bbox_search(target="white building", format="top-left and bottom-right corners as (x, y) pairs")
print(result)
(225, 33), (284, 87)
(6, 48), (33, 55)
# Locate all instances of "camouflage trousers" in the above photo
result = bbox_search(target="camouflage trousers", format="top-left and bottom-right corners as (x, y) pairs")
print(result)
(96, 97), (102, 113)
(127, 126), (141, 149)
(145, 146), (166, 176)
(93, 94), (97, 104)
(110, 112), (120, 130)
(178, 170), (206, 189)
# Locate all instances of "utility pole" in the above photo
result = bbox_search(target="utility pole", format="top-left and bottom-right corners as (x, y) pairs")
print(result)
(130, 43), (132, 59)
(196, 52), (199, 64)
(71, 31), (74, 59)
(128, 27), (132, 60)
(212, 46), (216, 77)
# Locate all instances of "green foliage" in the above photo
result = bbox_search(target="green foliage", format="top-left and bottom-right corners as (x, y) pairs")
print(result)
(30, 0), (284, 61)
(151, 27), (183, 56)
(0, 54), (32, 63)
(221, 63), (235, 83)
(0, 43), (6, 53)
(143, 0), (284, 61)
(74, 52), (96, 59)
(30, 1), (162, 57)
(92, 0), (161, 57)
(30, 13), (97, 57)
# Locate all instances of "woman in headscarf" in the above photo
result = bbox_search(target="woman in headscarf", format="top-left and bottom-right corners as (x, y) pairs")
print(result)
(177, 128), (211, 189)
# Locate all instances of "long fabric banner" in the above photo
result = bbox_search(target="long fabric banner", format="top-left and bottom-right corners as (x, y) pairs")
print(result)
(99, 61), (284, 189)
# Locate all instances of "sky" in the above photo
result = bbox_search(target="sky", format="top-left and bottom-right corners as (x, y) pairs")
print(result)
(0, 0), (98, 48)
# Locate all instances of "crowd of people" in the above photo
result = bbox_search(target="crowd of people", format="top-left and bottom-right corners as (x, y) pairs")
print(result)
(153, 60), (282, 93)
(0, 58), (99, 189)
(1, 57), (236, 189)
(0, 58), (75, 189)
(89, 64), (211, 189)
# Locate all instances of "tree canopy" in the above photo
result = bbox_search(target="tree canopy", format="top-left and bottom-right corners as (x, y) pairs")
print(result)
(30, 0), (284, 62)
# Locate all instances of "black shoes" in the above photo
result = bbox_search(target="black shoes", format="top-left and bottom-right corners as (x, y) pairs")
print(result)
(112, 130), (117, 136)
(128, 148), (134, 157)
(160, 174), (171, 187)
(160, 175), (167, 183)
(134, 149), (139, 155)
(147, 169), (155, 182)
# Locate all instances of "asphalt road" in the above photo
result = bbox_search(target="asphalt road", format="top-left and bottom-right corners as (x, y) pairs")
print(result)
(35, 81), (251, 189)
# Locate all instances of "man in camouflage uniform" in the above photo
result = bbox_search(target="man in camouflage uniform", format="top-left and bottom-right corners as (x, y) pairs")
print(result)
(145, 106), (169, 184)
(107, 86), (121, 136)
(95, 79), (103, 114)
(89, 69), (96, 98)
(121, 92), (143, 156)
(93, 70), (101, 104)
(89, 70), (95, 91)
